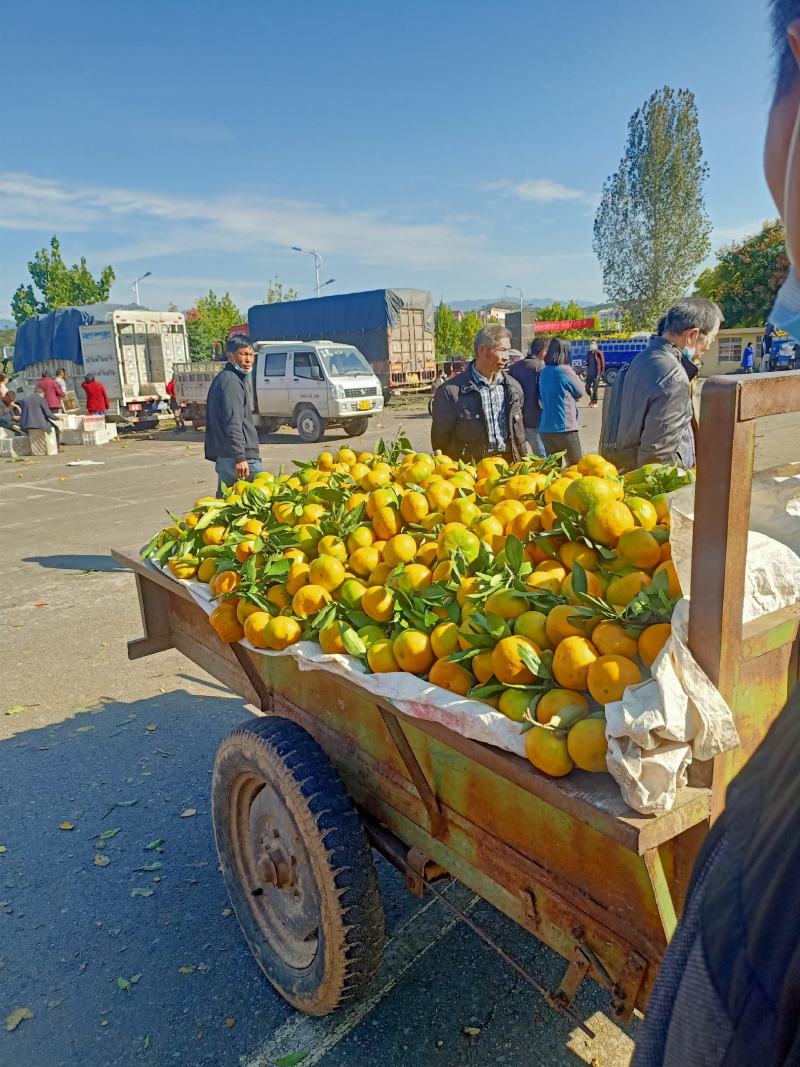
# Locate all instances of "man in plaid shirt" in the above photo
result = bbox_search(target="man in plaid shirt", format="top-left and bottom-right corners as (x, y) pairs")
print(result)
(430, 324), (529, 462)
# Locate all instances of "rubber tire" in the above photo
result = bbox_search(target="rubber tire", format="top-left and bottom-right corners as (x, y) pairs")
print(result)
(212, 716), (384, 1015)
(342, 416), (369, 437)
(604, 367), (619, 387)
(296, 407), (326, 443)
(259, 417), (282, 435)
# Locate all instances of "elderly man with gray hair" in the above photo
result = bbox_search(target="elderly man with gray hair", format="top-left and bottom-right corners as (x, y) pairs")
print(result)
(603, 297), (723, 470)
(430, 323), (529, 462)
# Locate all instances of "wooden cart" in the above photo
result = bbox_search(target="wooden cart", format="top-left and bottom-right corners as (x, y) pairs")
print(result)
(112, 373), (800, 1031)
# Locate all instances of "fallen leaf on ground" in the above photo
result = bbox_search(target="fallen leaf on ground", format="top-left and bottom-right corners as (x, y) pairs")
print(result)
(275, 1054), (308, 1067)
(76, 726), (94, 733)
(131, 974), (141, 984)
(96, 828), (121, 843)
(47, 1000), (62, 1010)
(59, 822), (75, 831)
(143, 1035), (151, 1050)
(130, 888), (154, 898)
(144, 838), (164, 851)
(224, 1017), (235, 1028)
(144, 723), (157, 733)
(463, 1026), (481, 1037)
(116, 977), (132, 991)
(221, 908), (232, 917)
(0, 847), (6, 855)
(5, 705), (37, 716)
(103, 799), (138, 817)
(5, 1008), (33, 1031)
(139, 861), (162, 872)
(178, 966), (195, 974)
(33, 601), (48, 607)
(180, 808), (197, 818)
(94, 854), (110, 867)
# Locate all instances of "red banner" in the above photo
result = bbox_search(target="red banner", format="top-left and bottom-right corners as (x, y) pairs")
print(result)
(534, 318), (595, 334)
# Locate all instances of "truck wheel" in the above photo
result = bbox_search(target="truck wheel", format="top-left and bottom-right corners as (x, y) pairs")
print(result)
(342, 417), (369, 437)
(212, 716), (384, 1016)
(296, 407), (326, 443)
(604, 367), (619, 387)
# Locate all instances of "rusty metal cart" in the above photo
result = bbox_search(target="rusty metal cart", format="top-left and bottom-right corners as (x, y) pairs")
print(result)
(112, 373), (800, 1031)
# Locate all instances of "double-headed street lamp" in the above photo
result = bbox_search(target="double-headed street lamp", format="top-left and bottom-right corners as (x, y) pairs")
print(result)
(132, 271), (151, 305)
(291, 246), (335, 297)
(505, 283), (524, 311)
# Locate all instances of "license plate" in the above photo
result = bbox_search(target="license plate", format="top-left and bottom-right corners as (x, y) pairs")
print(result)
(358, 400), (371, 410)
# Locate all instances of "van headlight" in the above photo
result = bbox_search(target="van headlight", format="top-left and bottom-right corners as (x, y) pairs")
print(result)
(331, 384), (345, 400)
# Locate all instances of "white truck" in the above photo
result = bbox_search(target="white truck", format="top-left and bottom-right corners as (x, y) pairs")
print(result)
(12, 306), (189, 421)
(174, 340), (384, 442)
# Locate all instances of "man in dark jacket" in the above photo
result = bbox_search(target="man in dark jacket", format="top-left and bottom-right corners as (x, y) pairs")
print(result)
(584, 340), (605, 407)
(205, 335), (262, 493)
(431, 323), (529, 462)
(508, 337), (547, 456)
(631, 3), (800, 1063)
(603, 297), (722, 471)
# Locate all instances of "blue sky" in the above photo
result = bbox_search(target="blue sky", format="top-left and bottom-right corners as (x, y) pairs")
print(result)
(0, 0), (778, 318)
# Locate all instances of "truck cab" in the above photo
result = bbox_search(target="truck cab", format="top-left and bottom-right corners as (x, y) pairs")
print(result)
(254, 340), (383, 442)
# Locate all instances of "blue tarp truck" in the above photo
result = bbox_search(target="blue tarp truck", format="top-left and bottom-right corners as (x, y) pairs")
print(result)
(567, 337), (651, 384)
(247, 288), (436, 400)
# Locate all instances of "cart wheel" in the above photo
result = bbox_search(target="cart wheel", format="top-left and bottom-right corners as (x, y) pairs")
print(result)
(212, 716), (384, 1015)
(342, 416), (369, 437)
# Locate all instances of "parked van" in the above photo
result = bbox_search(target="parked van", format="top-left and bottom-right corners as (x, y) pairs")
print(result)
(173, 339), (384, 442)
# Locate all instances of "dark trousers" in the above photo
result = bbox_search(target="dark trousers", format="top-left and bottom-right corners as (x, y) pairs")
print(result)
(586, 374), (600, 402)
(541, 431), (583, 466)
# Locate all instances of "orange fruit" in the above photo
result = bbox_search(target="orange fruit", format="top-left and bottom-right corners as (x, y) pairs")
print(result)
(591, 621), (638, 659)
(209, 602), (244, 643)
(390, 563), (433, 593)
(319, 621), (348, 655)
(347, 526), (375, 553)
(485, 589), (529, 621)
(526, 559), (567, 594)
(558, 542), (600, 572)
(654, 559), (682, 599)
(545, 604), (589, 646)
(426, 479), (456, 513)
(308, 555), (346, 592)
(266, 583), (290, 611)
(472, 650), (495, 684)
(202, 525), (227, 546)
(383, 533), (417, 566)
(317, 535), (348, 562)
(362, 585), (395, 623)
(561, 569), (602, 603)
(197, 558), (217, 584)
(286, 561), (311, 596)
(638, 622), (671, 668)
(563, 476), (618, 515)
(577, 453), (616, 477)
(498, 688), (537, 722)
(445, 498), (482, 526)
(431, 622), (461, 659)
(168, 557), (198, 580)
(606, 571), (652, 607)
(587, 655), (641, 704)
(400, 491), (429, 524)
(368, 561), (394, 587)
(372, 505), (401, 541)
(243, 610), (273, 648)
(349, 545), (381, 578)
(415, 540), (439, 567)
(567, 718), (608, 772)
(514, 610), (551, 649)
(552, 636), (599, 690)
(291, 584), (331, 618)
(616, 528), (661, 570)
(472, 514), (505, 551)
(235, 539), (257, 563)
(210, 570), (240, 596)
(491, 635), (540, 686)
(525, 727), (574, 776)
(237, 599), (262, 625)
(393, 630), (434, 674)
(584, 501), (635, 547)
(437, 523), (481, 563)
(626, 496), (658, 530)
(544, 477), (572, 504)
(508, 510), (542, 540)
(367, 638), (399, 673)
(535, 688), (589, 725)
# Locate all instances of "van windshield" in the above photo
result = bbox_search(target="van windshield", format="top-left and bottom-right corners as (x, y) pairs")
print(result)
(318, 347), (373, 378)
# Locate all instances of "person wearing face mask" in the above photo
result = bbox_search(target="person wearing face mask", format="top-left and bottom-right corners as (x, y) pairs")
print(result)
(584, 340), (605, 407)
(602, 297), (722, 471)
(204, 334), (263, 494)
(630, 5), (800, 1065)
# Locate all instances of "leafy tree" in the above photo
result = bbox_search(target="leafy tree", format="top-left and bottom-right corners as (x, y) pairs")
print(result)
(593, 87), (711, 329)
(533, 300), (598, 339)
(460, 311), (483, 355)
(692, 221), (788, 326)
(185, 290), (242, 360)
(11, 235), (115, 324)
(266, 276), (299, 303)
(434, 301), (460, 356)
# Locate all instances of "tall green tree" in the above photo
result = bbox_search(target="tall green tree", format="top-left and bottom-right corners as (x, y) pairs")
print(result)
(266, 276), (299, 303)
(693, 221), (788, 326)
(593, 87), (711, 329)
(11, 236), (115, 324)
(533, 300), (598, 338)
(186, 290), (242, 360)
(434, 301), (460, 356)
(460, 311), (483, 355)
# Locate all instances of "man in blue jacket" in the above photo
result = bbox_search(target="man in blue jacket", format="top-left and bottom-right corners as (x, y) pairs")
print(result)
(205, 335), (262, 494)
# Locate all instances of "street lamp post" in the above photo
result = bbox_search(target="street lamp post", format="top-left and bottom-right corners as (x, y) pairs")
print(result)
(291, 246), (325, 297)
(132, 271), (152, 305)
(505, 283), (524, 312)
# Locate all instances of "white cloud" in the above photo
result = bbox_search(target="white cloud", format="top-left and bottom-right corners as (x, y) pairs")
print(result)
(487, 177), (596, 205)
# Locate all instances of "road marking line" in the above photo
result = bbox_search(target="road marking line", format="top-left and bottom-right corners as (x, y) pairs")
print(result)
(240, 883), (478, 1067)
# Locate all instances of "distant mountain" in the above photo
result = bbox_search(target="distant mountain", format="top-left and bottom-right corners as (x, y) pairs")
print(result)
(447, 298), (598, 313)
(0, 319), (15, 330)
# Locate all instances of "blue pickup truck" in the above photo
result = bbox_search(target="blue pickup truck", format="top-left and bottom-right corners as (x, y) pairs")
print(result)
(567, 337), (651, 385)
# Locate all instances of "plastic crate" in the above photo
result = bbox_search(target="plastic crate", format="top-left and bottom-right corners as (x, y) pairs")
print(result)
(81, 428), (109, 446)
(60, 429), (84, 446)
(106, 422), (118, 440)
(82, 415), (106, 431)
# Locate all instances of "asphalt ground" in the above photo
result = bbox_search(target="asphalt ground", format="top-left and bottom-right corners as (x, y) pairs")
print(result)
(2, 384), (798, 1067)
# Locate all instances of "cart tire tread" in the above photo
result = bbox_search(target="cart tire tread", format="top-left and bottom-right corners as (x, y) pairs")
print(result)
(212, 716), (384, 1015)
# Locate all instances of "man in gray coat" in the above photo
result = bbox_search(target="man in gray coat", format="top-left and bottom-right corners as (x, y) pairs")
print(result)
(204, 335), (263, 493)
(604, 298), (722, 470)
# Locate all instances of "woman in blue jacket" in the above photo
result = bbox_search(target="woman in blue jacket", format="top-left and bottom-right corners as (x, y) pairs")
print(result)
(538, 337), (585, 465)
